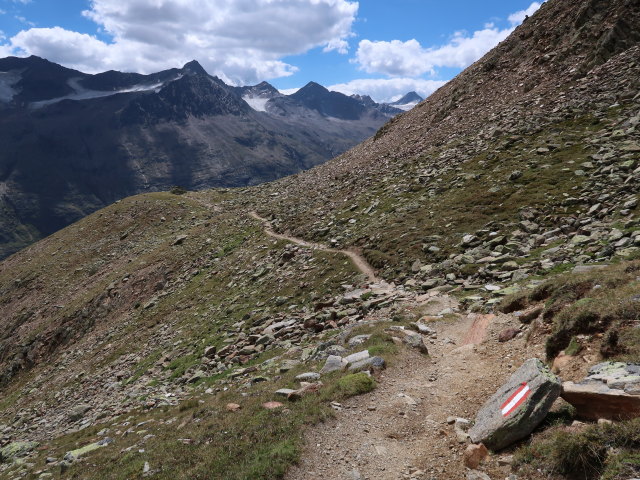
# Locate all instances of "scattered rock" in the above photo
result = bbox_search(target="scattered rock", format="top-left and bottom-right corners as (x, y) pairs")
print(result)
(67, 404), (92, 422)
(464, 443), (489, 469)
(467, 471), (491, 480)
(498, 328), (519, 343)
(262, 402), (284, 410)
(226, 403), (241, 412)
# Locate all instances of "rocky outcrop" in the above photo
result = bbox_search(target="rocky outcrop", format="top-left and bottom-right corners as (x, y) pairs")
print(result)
(469, 359), (561, 450)
(561, 362), (640, 420)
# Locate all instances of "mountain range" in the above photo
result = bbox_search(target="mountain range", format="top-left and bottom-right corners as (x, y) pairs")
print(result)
(0, 56), (412, 259)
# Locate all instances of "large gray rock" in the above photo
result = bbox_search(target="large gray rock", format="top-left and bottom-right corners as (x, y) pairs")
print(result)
(0, 441), (39, 463)
(320, 355), (347, 374)
(469, 358), (561, 450)
(561, 362), (640, 420)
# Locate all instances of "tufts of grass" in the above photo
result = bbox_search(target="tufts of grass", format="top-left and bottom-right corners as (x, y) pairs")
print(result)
(332, 373), (376, 397)
(514, 419), (640, 480)
(495, 261), (640, 361)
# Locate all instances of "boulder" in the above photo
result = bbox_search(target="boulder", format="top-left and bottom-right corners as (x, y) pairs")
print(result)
(561, 362), (640, 420)
(468, 358), (561, 450)
(0, 441), (39, 463)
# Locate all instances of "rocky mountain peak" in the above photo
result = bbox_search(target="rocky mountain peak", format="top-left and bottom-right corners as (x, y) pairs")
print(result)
(181, 59), (209, 77)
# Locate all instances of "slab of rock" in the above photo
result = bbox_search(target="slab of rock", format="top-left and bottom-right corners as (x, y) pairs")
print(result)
(344, 350), (370, 365)
(275, 389), (297, 397)
(0, 441), (39, 463)
(320, 355), (347, 374)
(295, 372), (321, 382)
(64, 438), (113, 462)
(561, 362), (640, 420)
(348, 356), (386, 373)
(287, 382), (323, 401)
(468, 358), (561, 451)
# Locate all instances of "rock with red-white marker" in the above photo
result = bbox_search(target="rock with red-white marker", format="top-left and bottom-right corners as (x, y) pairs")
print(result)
(468, 358), (561, 450)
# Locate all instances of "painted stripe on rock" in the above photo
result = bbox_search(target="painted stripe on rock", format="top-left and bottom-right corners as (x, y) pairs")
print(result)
(500, 382), (531, 417)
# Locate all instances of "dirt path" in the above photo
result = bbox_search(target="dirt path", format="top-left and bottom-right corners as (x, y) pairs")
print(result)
(249, 211), (380, 283)
(286, 308), (546, 480)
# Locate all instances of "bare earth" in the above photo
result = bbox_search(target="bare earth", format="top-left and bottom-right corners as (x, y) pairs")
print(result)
(286, 307), (550, 480)
(249, 211), (380, 283)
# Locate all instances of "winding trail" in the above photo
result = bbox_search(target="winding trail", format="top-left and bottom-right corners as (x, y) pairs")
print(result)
(249, 211), (380, 283)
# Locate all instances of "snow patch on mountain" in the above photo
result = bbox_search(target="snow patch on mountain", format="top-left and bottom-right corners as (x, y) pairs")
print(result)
(0, 71), (21, 103)
(31, 76), (181, 109)
(242, 95), (270, 112)
(392, 102), (420, 112)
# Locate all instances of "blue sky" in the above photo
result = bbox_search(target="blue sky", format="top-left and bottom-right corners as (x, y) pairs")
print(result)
(0, 0), (542, 102)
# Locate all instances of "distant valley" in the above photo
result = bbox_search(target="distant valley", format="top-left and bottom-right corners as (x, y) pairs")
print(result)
(0, 56), (422, 259)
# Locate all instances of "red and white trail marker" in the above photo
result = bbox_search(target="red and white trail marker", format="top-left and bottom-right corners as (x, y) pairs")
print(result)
(500, 382), (531, 417)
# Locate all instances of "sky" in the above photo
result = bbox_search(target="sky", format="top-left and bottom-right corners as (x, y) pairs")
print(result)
(0, 0), (543, 103)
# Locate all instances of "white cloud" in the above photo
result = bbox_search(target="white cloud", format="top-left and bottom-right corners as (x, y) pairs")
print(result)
(4, 0), (358, 85)
(0, 44), (12, 57)
(354, 2), (543, 78)
(328, 78), (447, 103)
(508, 2), (543, 25)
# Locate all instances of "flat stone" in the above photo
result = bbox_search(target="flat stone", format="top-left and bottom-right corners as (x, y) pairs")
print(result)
(561, 362), (640, 420)
(348, 335), (372, 347)
(287, 382), (323, 401)
(320, 355), (347, 374)
(64, 438), (113, 462)
(411, 323), (436, 335)
(344, 350), (370, 365)
(275, 389), (297, 397)
(469, 358), (561, 450)
(348, 356), (386, 373)
(262, 401), (284, 410)
(295, 372), (321, 382)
